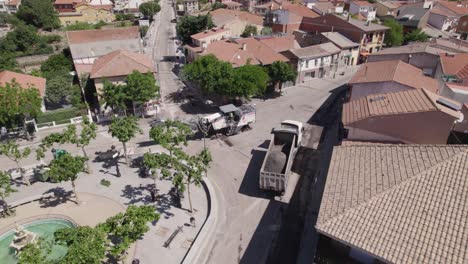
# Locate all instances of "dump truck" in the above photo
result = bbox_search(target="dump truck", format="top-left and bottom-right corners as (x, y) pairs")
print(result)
(199, 104), (256, 136)
(259, 120), (304, 195)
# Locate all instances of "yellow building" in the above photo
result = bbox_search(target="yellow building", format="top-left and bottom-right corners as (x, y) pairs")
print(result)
(59, 3), (115, 26)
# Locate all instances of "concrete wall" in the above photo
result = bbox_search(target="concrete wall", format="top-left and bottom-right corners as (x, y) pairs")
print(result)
(59, 6), (115, 26)
(346, 111), (456, 144)
(367, 52), (439, 75)
(192, 30), (231, 46)
(350, 81), (412, 100)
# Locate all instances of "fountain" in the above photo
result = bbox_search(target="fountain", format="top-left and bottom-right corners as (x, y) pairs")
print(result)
(9, 224), (37, 255)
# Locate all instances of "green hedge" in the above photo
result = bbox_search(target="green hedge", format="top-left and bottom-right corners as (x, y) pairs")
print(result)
(36, 107), (81, 124)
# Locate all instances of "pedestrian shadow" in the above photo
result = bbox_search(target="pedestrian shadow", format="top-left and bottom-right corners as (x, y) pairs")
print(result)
(238, 148), (275, 199)
(39, 187), (74, 208)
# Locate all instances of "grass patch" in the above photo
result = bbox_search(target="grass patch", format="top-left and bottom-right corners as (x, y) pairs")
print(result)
(36, 107), (81, 124)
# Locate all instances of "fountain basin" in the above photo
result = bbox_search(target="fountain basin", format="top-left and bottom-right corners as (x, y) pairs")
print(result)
(0, 218), (75, 264)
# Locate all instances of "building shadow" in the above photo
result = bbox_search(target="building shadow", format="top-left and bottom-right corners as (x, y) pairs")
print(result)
(238, 148), (274, 199)
(39, 187), (74, 208)
(240, 199), (286, 264)
(307, 85), (347, 127)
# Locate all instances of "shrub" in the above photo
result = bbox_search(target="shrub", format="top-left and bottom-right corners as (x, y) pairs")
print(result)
(42, 34), (62, 43)
(100, 179), (111, 187)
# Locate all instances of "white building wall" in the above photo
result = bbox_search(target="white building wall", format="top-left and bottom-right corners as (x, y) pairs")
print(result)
(298, 55), (333, 71)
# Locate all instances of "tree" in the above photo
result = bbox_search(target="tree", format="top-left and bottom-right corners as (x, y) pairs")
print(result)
(139, 1), (161, 19)
(241, 25), (258, 37)
(176, 14), (215, 43)
(0, 170), (15, 216)
(260, 26), (273, 35)
(0, 24), (39, 54)
(54, 226), (107, 264)
(40, 53), (74, 78)
(126, 70), (159, 113)
(109, 117), (142, 166)
(17, 239), (49, 264)
(45, 75), (74, 106)
(143, 151), (171, 193)
(0, 141), (31, 185)
(98, 205), (159, 258)
(172, 148), (212, 213)
(211, 2), (227, 10)
(45, 153), (86, 203)
(0, 51), (18, 71)
(183, 55), (269, 99)
(404, 28), (429, 43)
(232, 64), (270, 98)
(16, 0), (60, 30)
(267, 61), (297, 94)
(149, 119), (193, 156)
(0, 81), (42, 129)
(383, 19), (403, 47)
(38, 117), (96, 173)
(101, 81), (129, 112)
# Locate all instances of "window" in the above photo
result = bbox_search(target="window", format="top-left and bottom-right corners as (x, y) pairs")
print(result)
(306, 60), (309, 68)
(315, 59), (318, 66)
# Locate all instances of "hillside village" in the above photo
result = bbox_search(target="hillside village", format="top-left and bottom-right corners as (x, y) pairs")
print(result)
(0, 0), (467, 263)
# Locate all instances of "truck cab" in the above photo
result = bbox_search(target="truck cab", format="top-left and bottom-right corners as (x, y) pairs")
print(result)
(273, 120), (304, 147)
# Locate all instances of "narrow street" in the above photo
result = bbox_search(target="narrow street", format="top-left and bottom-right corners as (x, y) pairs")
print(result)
(145, 0), (187, 120)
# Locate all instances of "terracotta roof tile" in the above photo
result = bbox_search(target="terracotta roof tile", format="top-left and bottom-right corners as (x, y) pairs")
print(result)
(318, 144), (468, 264)
(66, 26), (140, 44)
(0, 71), (46, 97)
(90, 50), (155, 79)
(288, 42), (341, 59)
(281, 3), (320, 18)
(257, 35), (300, 52)
(436, 0), (468, 16)
(349, 60), (439, 93)
(342, 89), (461, 125)
(191, 28), (230, 41)
(233, 38), (288, 64)
(439, 53), (468, 80)
(210, 8), (264, 26)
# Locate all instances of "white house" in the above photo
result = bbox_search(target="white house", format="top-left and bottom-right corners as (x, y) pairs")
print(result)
(349, 1), (376, 21)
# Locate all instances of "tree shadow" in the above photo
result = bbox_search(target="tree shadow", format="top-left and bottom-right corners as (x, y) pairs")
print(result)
(179, 100), (219, 115)
(154, 191), (175, 220)
(39, 187), (74, 208)
(121, 184), (154, 205)
(94, 149), (122, 177)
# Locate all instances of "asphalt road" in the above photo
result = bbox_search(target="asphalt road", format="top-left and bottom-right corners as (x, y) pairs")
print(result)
(195, 74), (356, 264)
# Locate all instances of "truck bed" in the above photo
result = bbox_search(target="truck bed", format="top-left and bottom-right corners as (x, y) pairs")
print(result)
(263, 143), (290, 173)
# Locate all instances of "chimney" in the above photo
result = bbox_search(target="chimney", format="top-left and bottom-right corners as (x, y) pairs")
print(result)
(242, 43), (247, 51)
(202, 42), (207, 52)
(347, 15), (350, 21)
(365, 21), (370, 26)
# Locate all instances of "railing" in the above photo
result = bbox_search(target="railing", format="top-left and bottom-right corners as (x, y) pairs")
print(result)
(0, 214), (78, 236)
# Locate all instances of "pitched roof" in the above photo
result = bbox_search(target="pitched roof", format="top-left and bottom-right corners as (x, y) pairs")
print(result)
(257, 35), (301, 52)
(0, 71), (46, 97)
(319, 144), (468, 264)
(396, 2), (430, 27)
(191, 28), (229, 41)
(209, 8), (264, 26)
(187, 40), (261, 67)
(368, 42), (451, 56)
(288, 42), (340, 59)
(439, 53), (468, 79)
(321, 32), (359, 49)
(66, 26), (140, 44)
(233, 38), (289, 64)
(90, 50), (155, 79)
(436, 0), (468, 16)
(349, 60), (439, 93)
(342, 89), (461, 125)
(281, 2), (321, 18)
(351, 0), (374, 7)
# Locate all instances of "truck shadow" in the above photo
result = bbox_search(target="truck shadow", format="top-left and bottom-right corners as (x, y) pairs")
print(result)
(238, 148), (275, 199)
